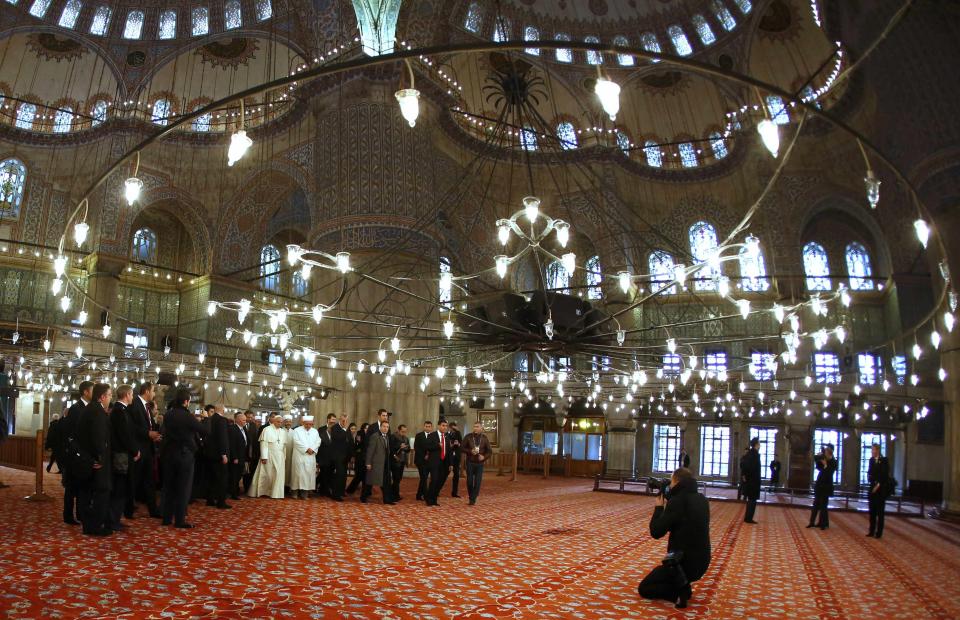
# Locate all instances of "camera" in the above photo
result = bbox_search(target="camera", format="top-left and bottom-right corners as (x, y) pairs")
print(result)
(649, 477), (672, 499)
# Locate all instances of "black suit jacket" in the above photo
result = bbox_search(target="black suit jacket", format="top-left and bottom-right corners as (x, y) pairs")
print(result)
(160, 406), (207, 456)
(330, 424), (352, 462)
(109, 402), (139, 458)
(447, 429), (463, 462)
(243, 422), (260, 461)
(128, 396), (155, 457)
(742, 449), (762, 499)
(77, 402), (112, 489)
(814, 457), (838, 496)
(316, 425), (336, 465)
(649, 478), (711, 582)
(203, 413), (229, 460)
(413, 431), (428, 466)
(424, 430), (450, 467)
(228, 423), (247, 463)
(389, 433), (409, 471)
(867, 455), (890, 495)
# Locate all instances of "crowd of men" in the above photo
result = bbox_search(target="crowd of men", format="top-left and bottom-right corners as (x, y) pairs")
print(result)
(48, 386), (495, 536)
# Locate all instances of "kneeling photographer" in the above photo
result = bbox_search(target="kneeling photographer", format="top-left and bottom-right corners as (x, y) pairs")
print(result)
(638, 467), (711, 609)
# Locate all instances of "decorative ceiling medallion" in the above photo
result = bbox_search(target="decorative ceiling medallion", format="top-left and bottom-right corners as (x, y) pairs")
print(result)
(588, 0), (608, 16)
(126, 51), (147, 67)
(640, 71), (687, 93)
(26, 33), (86, 62)
(197, 38), (259, 69)
(759, 0), (792, 32)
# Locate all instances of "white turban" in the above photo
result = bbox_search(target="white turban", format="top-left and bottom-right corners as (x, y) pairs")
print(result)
(302, 415), (314, 422)
(283, 414), (294, 421)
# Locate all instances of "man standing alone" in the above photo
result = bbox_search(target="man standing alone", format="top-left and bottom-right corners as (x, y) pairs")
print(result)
(808, 444), (838, 530)
(462, 421), (492, 505)
(742, 437), (761, 524)
(866, 443), (890, 538)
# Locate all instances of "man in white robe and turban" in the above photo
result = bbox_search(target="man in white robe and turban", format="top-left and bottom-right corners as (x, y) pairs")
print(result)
(290, 416), (320, 499)
(248, 414), (285, 498)
(282, 414), (294, 492)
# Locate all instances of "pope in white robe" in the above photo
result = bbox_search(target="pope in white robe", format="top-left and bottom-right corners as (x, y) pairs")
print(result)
(248, 415), (286, 498)
(290, 416), (321, 497)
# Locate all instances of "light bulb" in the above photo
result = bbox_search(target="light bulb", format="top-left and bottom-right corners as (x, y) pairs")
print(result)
(227, 129), (253, 166)
(495, 255), (509, 278)
(914, 219), (930, 248)
(667, 338), (677, 353)
(60, 295), (70, 312)
(913, 343), (922, 360)
(555, 221), (570, 248)
(835, 325), (846, 343)
(43, 338), (50, 352)
(286, 245), (303, 266)
(945, 311), (956, 333)
(51, 278), (62, 295)
(78, 309), (88, 325)
(391, 337), (400, 353)
(377, 348), (386, 362)
(841, 288), (851, 307)
(207, 301), (217, 316)
(718, 276), (730, 297)
(561, 252), (576, 277)
(522, 196), (540, 222)
(864, 169), (880, 209)
(618, 271), (631, 293)
(301, 263), (312, 280)
(336, 251), (351, 273)
(443, 319), (454, 339)
(497, 220), (510, 246)
(124, 177), (143, 206)
(594, 76), (621, 121)
(737, 299), (751, 319)
(54, 255), (67, 277)
(931, 330), (941, 349)
(544, 317), (554, 340)
(198, 352), (205, 364)
(757, 119), (779, 158)
(773, 304), (785, 323)
(617, 329), (625, 345)
(74, 222), (89, 247)
(394, 88), (420, 127)
(312, 305), (324, 324)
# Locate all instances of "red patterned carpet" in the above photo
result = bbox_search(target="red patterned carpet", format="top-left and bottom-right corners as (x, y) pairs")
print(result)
(1, 466), (959, 619)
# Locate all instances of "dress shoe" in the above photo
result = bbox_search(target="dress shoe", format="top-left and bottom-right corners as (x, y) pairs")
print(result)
(162, 519), (172, 526)
(216, 503), (232, 509)
(469, 499), (476, 506)
(452, 494), (460, 498)
(745, 520), (758, 524)
(818, 525), (828, 530)
(866, 532), (875, 537)
(360, 497), (368, 504)
(874, 534), (882, 539)
(64, 519), (80, 526)
(84, 529), (113, 537)
(205, 501), (216, 507)
(806, 523), (816, 528)
(175, 523), (195, 529)
(385, 501), (397, 505)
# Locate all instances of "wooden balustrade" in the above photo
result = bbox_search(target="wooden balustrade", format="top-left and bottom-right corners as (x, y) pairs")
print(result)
(0, 431), (50, 501)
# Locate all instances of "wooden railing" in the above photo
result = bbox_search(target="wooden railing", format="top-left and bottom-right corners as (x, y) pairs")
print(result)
(0, 431), (50, 501)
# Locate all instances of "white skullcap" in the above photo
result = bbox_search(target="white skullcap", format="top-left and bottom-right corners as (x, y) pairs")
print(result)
(283, 414), (294, 420)
(302, 415), (314, 422)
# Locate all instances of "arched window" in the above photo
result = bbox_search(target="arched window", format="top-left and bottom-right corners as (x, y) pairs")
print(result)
(640, 32), (662, 63)
(90, 100), (108, 127)
(158, 10), (177, 39)
(803, 241), (831, 291)
(53, 107), (74, 133)
(733, 0), (752, 14)
(464, 2), (481, 33)
(649, 250), (677, 294)
(151, 99), (171, 126)
(555, 33), (572, 62)
(643, 140), (663, 167)
(224, 0), (242, 29)
(545, 260), (569, 292)
(192, 110), (211, 132)
(584, 36), (603, 65)
(556, 121), (578, 149)
(586, 255), (602, 299)
(439, 256), (452, 307)
(524, 25), (539, 55)
(679, 142), (698, 167)
(689, 221), (720, 290)
(612, 35), (634, 66)
(192, 6), (209, 36)
(123, 10), (144, 39)
(766, 95), (789, 125)
(15, 103), (36, 130)
(89, 5), (111, 35)
(668, 25), (693, 56)
(616, 130), (631, 155)
(260, 244), (281, 292)
(292, 270), (308, 296)
(712, 1), (737, 31)
(845, 242), (874, 291)
(493, 16), (511, 42)
(256, 0), (272, 21)
(709, 132), (728, 159)
(692, 15), (716, 45)
(28, 0), (51, 18)
(0, 159), (27, 217)
(739, 241), (770, 292)
(132, 228), (158, 263)
(58, 0), (82, 28)
(520, 127), (537, 151)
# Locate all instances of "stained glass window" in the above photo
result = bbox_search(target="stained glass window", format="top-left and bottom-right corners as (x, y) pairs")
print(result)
(439, 257), (452, 308)
(668, 25), (693, 56)
(800, 85), (821, 108)
(292, 270), (308, 296)
(858, 353), (880, 385)
(493, 16), (510, 42)
(859, 433), (886, 487)
(224, 0), (242, 29)
(739, 242), (769, 291)
(520, 127), (537, 151)
(640, 32), (662, 63)
(28, 0), (51, 18)
(523, 25), (539, 55)
(0, 159), (26, 217)
(464, 2), (481, 33)
(705, 350), (727, 373)
(192, 7), (209, 36)
(586, 255), (602, 299)
(123, 10), (144, 39)
(555, 33), (572, 62)
(663, 353), (682, 376)
(132, 228), (158, 263)
(649, 250), (677, 294)
(692, 14), (716, 45)
(733, 0), (753, 14)
(53, 107), (73, 133)
(814, 351), (841, 384)
(766, 95), (789, 125)
(710, 132), (728, 159)
(91, 100), (108, 126)
(653, 424), (681, 472)
(644, 140), (663, 167)
(700, 425), (730, 477)
(689, 221), (719, 291)
(845, 241), (874, 291)
(58, 0), (82, 28)
(151, 99), (171, 126)
(616, 131), (631, 155)
(159, 10), (177, 39)
(612, 35), (634, 66)
(803, 241), (831, 291)
(260, 244), (281, 292)
(584, 36), (602, 65)
(749, 427), (778, 480)
(15, 103), (36, 129)
(556, 121), (578, 149)
(546, 260), (569, 292)
(192, 110), (211, 132)
(750, 351), (776, 380)
(892, 355), (907, 385)
(89, 5), (111, 35)
(813, 428), (842, 484)
(256, 0), (272, 21)
(679, 142), (698, 167)
(712, 1), (737, 31)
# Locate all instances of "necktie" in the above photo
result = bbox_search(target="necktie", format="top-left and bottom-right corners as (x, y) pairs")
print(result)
(440, 432), (446, 460)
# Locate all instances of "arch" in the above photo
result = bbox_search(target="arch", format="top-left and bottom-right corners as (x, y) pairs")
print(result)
(585, 255), (602, 299)
(556, 120), (578, 149)
(545, 260), (569, 292)
(688, 221), (719, 290)
(802, 241), (831, 291)
(800, 196), (893, 278)
(0, 158), (26, 218)
(224, 0), (243, 30)
(739, 240), (770, 291)
(131, 227), (158, 263)
(123, 10), (145, 39)
(260, 244), (281, 292)
(649, 250), (677, 294)
(845, 241), (874, 291)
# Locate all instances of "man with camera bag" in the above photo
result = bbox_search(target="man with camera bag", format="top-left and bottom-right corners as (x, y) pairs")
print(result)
(639, 468), (711, 609)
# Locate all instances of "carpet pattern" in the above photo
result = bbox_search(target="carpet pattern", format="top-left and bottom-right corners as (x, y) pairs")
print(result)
(1, 466), (959, 619)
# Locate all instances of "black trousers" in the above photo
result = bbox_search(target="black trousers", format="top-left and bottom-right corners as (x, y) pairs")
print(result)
(770, 474), (780, 489)
(78, 483), (110, 534)
(466, 462), (484, 501)
(744, 496), (758, 522)
(109, 471), (129, 529)
(129, 452), (158, 516)
(638, 565), (691, 603)
(416, 463), (430, 499)
(426, 463), (448, 505)
(205, 458), (228, 506)
(346, 458), (365, 494)
(228, 461), (244, 498)
(317, 461), (334, 496)
(450, 456), (461, 496)
(390, 465), (403, 500)
(161, 449), (195, 526)
(243, 458), (256, 493)
(62, 476), (79, 523)
(868, 493), (886, 535)
(329, 459), (347, 499)
(810, 492), (830, 527)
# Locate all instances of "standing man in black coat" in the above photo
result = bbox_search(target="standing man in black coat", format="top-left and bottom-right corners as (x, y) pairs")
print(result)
(413, 420), (433, 501)
(227, 412), (247, 500)
(769, 456), (782, 491)
(328, 413), (351, 501)
(360, 409), (389, 502)
(678, 448), (691, 469)
(424, 419), (451, 506)
(127, 381), (161, 518)
(316, 414), (337, 497)
(866, 443), (891, 538)
(390, 423), (411, 501)
(45, 414), (62, 473)
(742, 437), (762, 524)
(61, 380), (93, 525)
(204, 404), (231, 509)
(76, 383), (113, 537)
(108, 385), (140, 532)
(447, 421), (463, 498)
(808, 444), (838, 530)
(639, 468), (711, 609)
(160, 388), (208, 528)
(242, 411), (259, 493)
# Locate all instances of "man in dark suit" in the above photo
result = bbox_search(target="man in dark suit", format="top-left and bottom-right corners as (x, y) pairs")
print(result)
(61, 381), (93, 525)
(769, 456), (782, 491)
(364, 420), (394, 504)
(808, 444), (838, 530)
(678, 449), (691, 469)
(742, 437), (762, 524)
(414, 420), (433, 501)
(866, 443), (891, 538)
(424, 419), (451, 506)
(390, 424), (411, 501)
(242, 411), (259, 492)
(360, 409), (389, 502)
(193, 405), (214, 501)
(328, 413), (352, 501)
(227, 412), (247, 500)
(447, 421), (463, 498)
(203, 404), (231, 509)
(127, 381), (161, 518)
(316, 414), (337, 497)
(76, 383), (113, 536)
(108, 385), (140, 532)
(160, 388), (207, 528)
